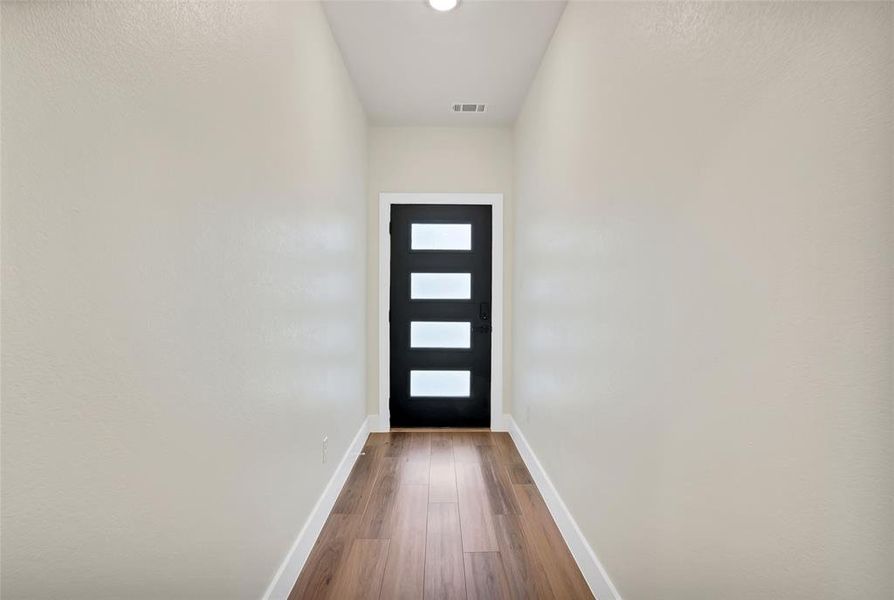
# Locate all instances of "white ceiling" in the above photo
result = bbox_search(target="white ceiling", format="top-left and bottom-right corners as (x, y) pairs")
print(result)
(322, 0), (566, 126)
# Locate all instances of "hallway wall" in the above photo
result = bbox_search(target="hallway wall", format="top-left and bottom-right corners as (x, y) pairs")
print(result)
(366, 127), (514, 420)
(512, 3), (893, 599)
(1, 3), (367, 598)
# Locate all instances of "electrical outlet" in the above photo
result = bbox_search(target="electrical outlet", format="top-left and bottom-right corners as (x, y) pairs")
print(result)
(322, 436), (328, 465)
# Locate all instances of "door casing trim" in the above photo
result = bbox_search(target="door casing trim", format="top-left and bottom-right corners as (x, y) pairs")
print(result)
(377, 192), (504, 432)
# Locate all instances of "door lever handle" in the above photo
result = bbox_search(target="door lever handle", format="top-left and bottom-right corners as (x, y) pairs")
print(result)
(479, 302), (490, 321)
(473, 324), (493, 334)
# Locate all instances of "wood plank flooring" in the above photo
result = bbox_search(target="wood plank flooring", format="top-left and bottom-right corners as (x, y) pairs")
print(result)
(288, 431), (593, 600)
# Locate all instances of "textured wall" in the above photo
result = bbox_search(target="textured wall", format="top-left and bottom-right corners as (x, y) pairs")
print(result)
(1, 3), (367, 598)
(366, 127), (514, 417)
(513, 2), (892, 599)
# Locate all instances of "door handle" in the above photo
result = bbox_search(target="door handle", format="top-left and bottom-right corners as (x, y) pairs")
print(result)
(473, 324), (493, 334)
(479, 302), (490, 321)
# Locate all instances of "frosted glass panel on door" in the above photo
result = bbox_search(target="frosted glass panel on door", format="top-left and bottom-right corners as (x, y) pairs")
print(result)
(411, 321), (471, 349)
(410, 273), (471, 300)
(410, 370), (471, 397)
(411, 223), (472, 250)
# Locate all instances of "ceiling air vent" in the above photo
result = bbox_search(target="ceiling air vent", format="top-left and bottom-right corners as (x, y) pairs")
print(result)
(452, 103), (486, 113)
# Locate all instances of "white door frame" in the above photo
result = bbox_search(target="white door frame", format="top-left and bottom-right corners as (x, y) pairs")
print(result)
(377, 192), (504, 432)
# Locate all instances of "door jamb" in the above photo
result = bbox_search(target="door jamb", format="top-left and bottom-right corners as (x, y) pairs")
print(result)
(377, 192), (504, 432)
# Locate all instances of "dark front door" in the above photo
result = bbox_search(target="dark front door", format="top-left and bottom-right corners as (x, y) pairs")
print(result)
(389, 204), (492, 428)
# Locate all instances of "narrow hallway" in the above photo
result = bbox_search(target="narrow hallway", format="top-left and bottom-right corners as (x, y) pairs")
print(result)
(289, 431), (592, 599)
(2, 2), (891, 599)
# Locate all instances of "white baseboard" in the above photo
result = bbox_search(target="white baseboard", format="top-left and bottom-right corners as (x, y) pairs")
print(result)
(506, 416), (623, 600)
(368, 413), (389, 433)
(490, 413), (511, 432)
(262, 416), (372, 600)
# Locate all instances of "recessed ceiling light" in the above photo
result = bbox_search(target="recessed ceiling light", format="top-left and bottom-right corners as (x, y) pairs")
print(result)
(428, 0), (458, 12)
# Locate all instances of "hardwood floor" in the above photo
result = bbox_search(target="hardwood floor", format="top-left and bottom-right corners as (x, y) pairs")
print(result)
(288, 431), (593, 600)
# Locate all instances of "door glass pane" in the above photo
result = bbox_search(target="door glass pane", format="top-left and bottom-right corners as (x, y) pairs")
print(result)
(410, 370), (471, 397)
(410, 273), (471, 300)
(411, 223), (472, 250)
(411, 321), (470, 348)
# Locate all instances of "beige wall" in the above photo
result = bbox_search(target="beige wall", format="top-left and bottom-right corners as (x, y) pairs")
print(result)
(1, 3), (367, 598)
(513, 2), (893, 599)
(366, 127), (514, 418)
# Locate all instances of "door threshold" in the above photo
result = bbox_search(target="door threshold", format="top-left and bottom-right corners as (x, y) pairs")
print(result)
(389, 427), (492, 432)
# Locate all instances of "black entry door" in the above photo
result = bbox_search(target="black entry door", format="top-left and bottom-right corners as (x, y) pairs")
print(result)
(390, 204), (492, 428)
